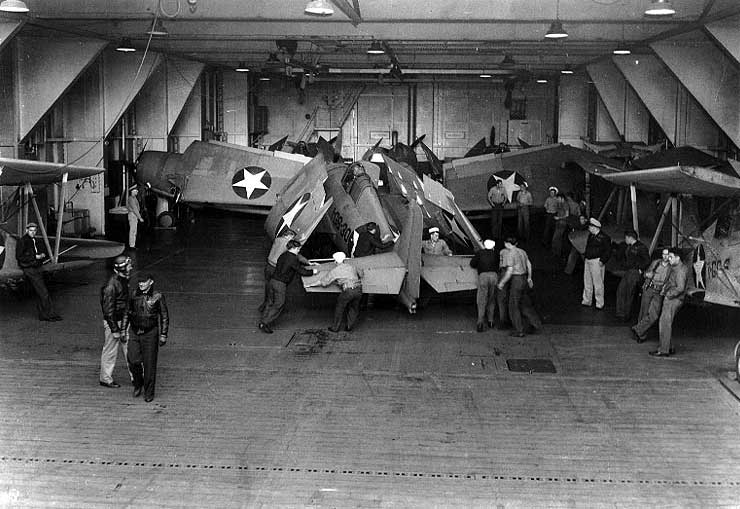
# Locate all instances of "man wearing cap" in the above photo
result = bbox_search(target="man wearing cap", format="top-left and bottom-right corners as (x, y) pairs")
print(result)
(497, 237), (541, 337)
(581, 218), (611, 310)
(487, 179), (507, 240)
(15, 222), (61, 321)
(542, 186), (559, 247)
(615, 230), (650, 321)
(516, 182), (533, 241)
(259, 228), (312, 313)
(470, 239), (499, 332)
(320, 252), (363, 332)
(100, 255), (133, 388)
(259, 240), (318, 333)
(422, 227), (452, 256)
(126, 274), (169, 402)
(127, 187), (144, 250)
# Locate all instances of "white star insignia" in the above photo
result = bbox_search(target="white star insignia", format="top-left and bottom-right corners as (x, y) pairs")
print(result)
(232, 168), (268, 199)
(281, 194), (310, 229)
(493, 172), (521, 203)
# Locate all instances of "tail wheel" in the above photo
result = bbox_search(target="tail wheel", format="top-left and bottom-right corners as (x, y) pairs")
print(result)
(157, 211), (176, 228)
(734, 341), (740, 382)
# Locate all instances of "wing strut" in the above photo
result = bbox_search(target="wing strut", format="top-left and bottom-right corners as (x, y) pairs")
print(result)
(24, 183), (54, 262)
(52, 172), (68, 263)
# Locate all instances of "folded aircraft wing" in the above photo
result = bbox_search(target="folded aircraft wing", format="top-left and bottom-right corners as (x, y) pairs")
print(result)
(303, 252), (407, 294)
(0, 157), (103, 185)
(420, 254), (478, 292)
(600, 166), (740, 198)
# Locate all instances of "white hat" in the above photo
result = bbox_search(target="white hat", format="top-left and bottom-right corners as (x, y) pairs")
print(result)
(332, 252), (346, 263)
(429, 227), (440, 234)
(483, 239), (495, 249)
(589, 217), (602, 228)
(548, 186), (558, 193)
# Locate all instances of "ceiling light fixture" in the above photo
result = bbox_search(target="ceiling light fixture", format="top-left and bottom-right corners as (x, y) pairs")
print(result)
(304, 0), (334, 16)
(115, 38), (136, 52)
(0, 0), (29, 12)
(645, 0), (675, 15)
(367, 40), (385, 55)
(560, 68), (574, 75)
(235, 62), (249, 72)
(613, 24), (631, 55)
(545, 0), (568, 39)
(536, 78), (548, 84)
(479, 72), (492, 78)
(146, 19), (169, 37)
(259, 75), (271, 81)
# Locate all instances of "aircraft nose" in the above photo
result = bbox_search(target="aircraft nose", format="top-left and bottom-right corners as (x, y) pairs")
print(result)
(136, 151), (181, 190)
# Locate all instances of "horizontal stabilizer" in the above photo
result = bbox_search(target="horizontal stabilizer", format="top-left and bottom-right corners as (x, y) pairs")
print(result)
(420, 254), (478, 292)
(302, 252), (406, 294)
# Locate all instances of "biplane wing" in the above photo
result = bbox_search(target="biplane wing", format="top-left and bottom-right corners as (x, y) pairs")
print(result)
(0, 157), (103, 185)
(444, 143), (622, 212)
(599, 166), (740, 197)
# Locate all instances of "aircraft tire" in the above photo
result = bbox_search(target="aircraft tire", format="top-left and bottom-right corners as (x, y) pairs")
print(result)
(157, 211), (176, 228)
(734, 340), (740, 383)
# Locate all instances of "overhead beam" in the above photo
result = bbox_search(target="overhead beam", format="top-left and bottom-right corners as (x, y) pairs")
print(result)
(329, 0), (362, 26)
(16, 35), (106, 140)
(613, 53), (720, 148)
(705, 13), (740, 66)
(102, 48), (162, 136)
(586, 60), (649, 142)
(651, 35), (740, 148)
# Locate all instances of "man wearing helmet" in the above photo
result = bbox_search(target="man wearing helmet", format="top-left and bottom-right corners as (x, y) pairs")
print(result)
(99, 255), (132, 388)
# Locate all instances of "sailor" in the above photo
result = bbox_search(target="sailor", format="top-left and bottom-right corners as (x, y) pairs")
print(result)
(354, 222), (393, 258)
(551, 193), (570, 257)
(487, 179), (507, 240)
(126, 274), (169, 402)
(320, 252), (363, 332)
(516, 182), (533, 241)
(470, 239), (499, 332)
(631, 248), (671, 342)
(15, 222), (61, 321)
(497, 237), (541, 337)
(564, 215), (588, 275)
(127, 187), (144, 250)
(542, 186), (559, 247)
(581, 218), (611, 310)
(614, 230), (650, 321)
(259, 240), (317, 334)
(650, 248), (688, 357)
(421, 227), (452, 256)
(99, 255), (132, 388)
(259, 228), (312, 313)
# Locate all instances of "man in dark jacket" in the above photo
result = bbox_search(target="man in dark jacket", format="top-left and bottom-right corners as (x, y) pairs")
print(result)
(126, 274), (169, 402)
(470, 239), (499, 332)
(650, 248), (689, 357)
(259, 240), (317, 333)
(15, 222), (60, 321)
(99, 255), (132, 388)
(581, 218), (611, 310)
(614, 230), (651, 321)
(353, 222), (393, 258)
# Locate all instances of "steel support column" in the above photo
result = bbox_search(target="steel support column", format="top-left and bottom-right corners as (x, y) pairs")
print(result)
(586, 60), (649, 142)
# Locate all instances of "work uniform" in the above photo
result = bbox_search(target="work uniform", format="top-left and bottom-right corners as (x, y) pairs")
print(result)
(127, 194), (144, 249)
(470, 248), (499, 327)
(615, 240), (650, 319)
(516, 188), (533, 240)
(421, 238), (452, 256)
(126, 287), (169, 400)
(632, 259), (671, 339)
(542, 194), (559, 247)
(500, 246), (541, 335)
(582, 230), (611, 309)
(487, 185), (507, 240)
(16, 233), (56, 320)
(259, 236), (309, 313)
(321, 262), (363, 331)
(658, 261), (689, 353)
(100, 273), (130, 385)
(261, 251), (314, 327)
(551, 198), (569, 257)
(354, 230), (392, 257)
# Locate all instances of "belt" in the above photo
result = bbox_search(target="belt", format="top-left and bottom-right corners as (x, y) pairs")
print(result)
(647, 281), (664, 291)
(342, 284), (360, 291)
(132, 325), (156, 335)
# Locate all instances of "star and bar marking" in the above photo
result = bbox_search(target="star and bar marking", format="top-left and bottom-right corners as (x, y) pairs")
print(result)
(232, 166), (271, 200)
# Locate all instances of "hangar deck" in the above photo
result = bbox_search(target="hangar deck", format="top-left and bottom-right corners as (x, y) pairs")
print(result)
(2, 212), (740, 508)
